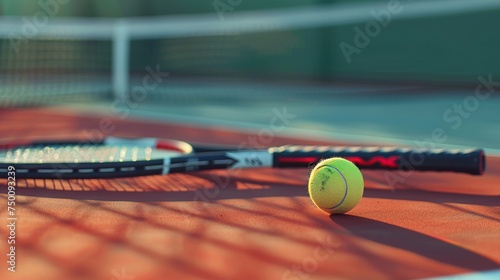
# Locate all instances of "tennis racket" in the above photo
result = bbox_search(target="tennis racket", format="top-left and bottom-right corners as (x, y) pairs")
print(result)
(0, 136), (485, 179)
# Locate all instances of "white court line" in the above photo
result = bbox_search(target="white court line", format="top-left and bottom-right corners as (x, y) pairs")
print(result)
(56, 103), (500, 157)
(421, 269), (500, 280)
(126, 109), (500, 156)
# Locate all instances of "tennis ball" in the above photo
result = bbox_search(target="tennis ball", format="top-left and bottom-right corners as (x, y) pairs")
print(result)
(308, 157), (364, 214)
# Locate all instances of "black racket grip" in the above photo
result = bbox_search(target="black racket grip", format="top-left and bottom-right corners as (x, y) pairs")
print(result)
(270, 146), (485, 175)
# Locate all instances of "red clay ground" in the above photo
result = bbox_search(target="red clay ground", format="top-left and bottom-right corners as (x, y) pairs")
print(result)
(0, 108), (499, 280)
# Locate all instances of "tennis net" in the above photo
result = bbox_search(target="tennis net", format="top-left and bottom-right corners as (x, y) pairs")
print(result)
(0, 0), (498, 107)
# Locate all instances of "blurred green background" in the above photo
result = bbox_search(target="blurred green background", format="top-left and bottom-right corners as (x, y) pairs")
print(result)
(1, 1), (499, 150)
(1, 0), (499, 85)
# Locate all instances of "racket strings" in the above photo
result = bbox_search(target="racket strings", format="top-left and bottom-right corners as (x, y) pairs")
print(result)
(1, 145), (155, 163)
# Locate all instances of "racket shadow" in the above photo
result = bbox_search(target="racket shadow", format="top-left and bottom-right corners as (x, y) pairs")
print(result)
(12, 183), (306, 202)
(331, 215), (499, 272)
(9, 173), (498, 207)
(8, 169), (309, 202)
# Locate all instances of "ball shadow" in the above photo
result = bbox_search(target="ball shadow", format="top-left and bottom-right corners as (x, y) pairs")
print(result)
(331, 215), (499, 271)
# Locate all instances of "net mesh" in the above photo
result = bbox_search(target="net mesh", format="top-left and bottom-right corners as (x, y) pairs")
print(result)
(0, 35), (112, 107)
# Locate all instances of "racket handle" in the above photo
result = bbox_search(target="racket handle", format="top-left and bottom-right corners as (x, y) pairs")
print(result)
(270, 146), (485, 175)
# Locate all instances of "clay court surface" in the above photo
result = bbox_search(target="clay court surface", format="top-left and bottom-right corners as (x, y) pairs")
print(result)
(1, 108), (498, 280)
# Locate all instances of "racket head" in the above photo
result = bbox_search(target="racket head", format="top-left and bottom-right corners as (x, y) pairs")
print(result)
(0, 137), (195, 178)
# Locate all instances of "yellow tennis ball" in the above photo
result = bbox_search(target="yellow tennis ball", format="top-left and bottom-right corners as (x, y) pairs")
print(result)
(308, 157), (364, 214)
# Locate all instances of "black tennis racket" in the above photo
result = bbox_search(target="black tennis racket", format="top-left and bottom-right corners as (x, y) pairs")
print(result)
(0, 137), (485, 179)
